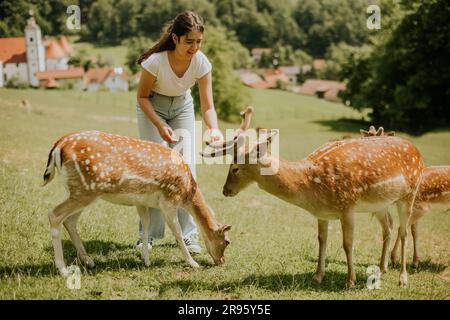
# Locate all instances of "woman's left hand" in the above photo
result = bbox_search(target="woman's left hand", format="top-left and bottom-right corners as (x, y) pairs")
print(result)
(208, 128), (224, 143)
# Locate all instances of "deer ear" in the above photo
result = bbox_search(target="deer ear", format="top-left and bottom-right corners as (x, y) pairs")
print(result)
(220, 224), (232, 233)
(360, 129), (369, 136)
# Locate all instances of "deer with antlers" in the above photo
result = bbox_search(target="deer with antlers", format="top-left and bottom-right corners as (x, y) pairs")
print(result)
(202, 109), (424, 287)
(360, 126), (450, 268)
(43, 130), (231, 277)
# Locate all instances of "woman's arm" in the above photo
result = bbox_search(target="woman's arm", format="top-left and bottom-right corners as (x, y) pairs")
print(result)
(137, 70), (177, 144)
(198, 72), (223, 142)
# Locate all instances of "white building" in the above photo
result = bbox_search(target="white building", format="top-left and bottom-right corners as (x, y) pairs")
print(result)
(0, 11), (72, 88)
(85, 67), (129, 92)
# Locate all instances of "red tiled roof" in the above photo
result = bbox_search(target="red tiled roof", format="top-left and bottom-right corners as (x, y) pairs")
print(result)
(313, 59), (326, 70)
(297, 79), (346, 100)
(251, 48), (272, 56)
(248, 80), (272, 89)
(46, 40), (67, 59)
(85, 68), (112, 84)
(279, 65), (300, 75)
(59, 35), (73, 55)
(0, 37), (27, 63)
(85, 68), (128, 84)
(36, 68), (84, 80)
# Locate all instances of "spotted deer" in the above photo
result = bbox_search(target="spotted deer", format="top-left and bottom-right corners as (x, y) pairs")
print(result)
(43, 131), (231, 277)
(360, 127), (450, 268)
(391, 166), (450, 267)
(203, 110), (424, 287)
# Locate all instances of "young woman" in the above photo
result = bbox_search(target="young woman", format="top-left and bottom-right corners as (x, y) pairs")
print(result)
(135, 11), (223, 253)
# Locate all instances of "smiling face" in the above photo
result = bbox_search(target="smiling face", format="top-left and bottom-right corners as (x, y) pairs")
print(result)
(172, 31), (203, 59)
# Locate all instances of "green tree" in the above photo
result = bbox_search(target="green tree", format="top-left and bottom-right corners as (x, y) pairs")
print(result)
(293, 0), (368, 57)
(125, 37), (154, 74)
(341, 0), (450, 135)
(191, 25), (250, 121)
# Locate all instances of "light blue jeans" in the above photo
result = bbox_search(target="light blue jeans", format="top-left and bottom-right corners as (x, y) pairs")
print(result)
(136, 90), (198, 241)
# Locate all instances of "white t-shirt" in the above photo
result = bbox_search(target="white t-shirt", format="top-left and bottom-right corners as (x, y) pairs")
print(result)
(141, 50), (212, 96)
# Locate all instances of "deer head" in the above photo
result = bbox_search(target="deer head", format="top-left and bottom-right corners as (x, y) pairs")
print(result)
(201, 107), (277, 197)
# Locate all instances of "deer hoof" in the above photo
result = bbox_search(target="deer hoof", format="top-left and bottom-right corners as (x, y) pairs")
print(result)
(399, 273), (408, 287)
(82, 256), (95, 268)
(312, 272), (324, 284)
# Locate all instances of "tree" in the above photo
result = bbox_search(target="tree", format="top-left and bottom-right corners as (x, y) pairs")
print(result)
(341, 0), (450, 135)
(125, 37), (154, 74)
(191, 25), (250, 121)
(293, 0), (368, 57)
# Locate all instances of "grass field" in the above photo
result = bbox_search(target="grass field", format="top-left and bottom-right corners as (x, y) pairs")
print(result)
(73, 42), (129, 69)
(0, 88), (449, 299)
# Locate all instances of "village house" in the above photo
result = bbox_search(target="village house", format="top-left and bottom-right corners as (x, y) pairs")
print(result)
(235, 68), (290, 89)
(36, 68), (85, 89)
(84, 67), (128, 92)
(250, 48), (273, 65)
(278, 65), (301, 85)
(294, 79), (346, 102)
(0, 11), (74, 88)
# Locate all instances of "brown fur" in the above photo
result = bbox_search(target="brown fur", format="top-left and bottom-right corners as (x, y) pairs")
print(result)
(391, 166), (450, 267)
(44, 130), (231, 276)
(205, 109), (424, 287)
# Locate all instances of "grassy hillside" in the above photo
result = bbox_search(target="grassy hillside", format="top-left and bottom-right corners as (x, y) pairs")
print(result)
(0, 88), (449, 299)
(73, 42), (129, 69)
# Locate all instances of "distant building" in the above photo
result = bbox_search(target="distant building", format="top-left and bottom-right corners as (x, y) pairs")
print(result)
(250, 48), (273, 64)
(235, 68), (289, 89)
(295, 79), (346, 102)
(278, 66), (301, 85)
(36, 68), (85, 89)
(0, 11), (73, 88)
(85, 67), (128, 92)
(312, 59), (326, 70)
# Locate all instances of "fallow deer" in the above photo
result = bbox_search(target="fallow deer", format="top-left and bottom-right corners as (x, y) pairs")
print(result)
(203, 110), (424, 287)
(43, 130), (231, 277)
(391, 166), (450, 267)
(360, 127), (450, 268)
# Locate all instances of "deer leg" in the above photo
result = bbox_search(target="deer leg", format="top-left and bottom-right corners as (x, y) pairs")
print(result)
(411, 222), (420, 268)
(159, 199), (199, 268)
(396, 199), (413, 287)
(390, 227), (401, 265)
(49, 196), (94, 277)
(340, 211), (356, 288)
(375, 209), (392, 273)
(63, 211), (95, 268)
(313, 219), (328, 284)
(136, 205), (151, 266)
(410, 206), (426, 268)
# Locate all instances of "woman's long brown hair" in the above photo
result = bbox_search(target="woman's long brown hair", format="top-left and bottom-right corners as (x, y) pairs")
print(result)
(137, 11), (204, 65)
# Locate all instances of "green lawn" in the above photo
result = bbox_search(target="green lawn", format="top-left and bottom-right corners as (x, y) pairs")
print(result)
(0, 88), (449, 299)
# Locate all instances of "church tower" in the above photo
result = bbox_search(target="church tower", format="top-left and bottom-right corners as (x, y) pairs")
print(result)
(25, 10), (45, 87)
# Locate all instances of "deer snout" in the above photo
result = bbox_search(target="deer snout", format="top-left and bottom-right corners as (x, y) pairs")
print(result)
(214, 257), (225, 265)
(223, 186), (233, 197)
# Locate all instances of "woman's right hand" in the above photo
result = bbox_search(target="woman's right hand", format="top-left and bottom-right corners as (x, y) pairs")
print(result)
(158, 125), (178, 144)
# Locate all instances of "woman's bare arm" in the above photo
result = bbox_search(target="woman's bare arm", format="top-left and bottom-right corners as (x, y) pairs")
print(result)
(137, 69), (177, 143)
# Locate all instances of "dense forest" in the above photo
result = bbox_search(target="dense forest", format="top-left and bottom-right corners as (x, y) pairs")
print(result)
(1, 0), (369, 57)
(1, 0), (448, 134)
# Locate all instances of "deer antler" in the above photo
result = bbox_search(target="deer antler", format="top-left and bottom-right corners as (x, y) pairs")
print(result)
(360, 126), (395, 137)
(206, 106), (254, 149)
(201, 106), (254, 158)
